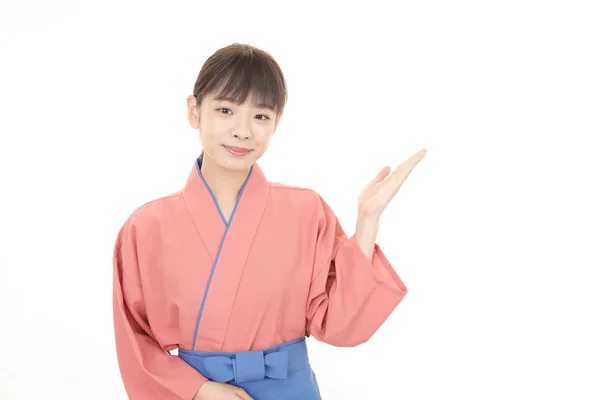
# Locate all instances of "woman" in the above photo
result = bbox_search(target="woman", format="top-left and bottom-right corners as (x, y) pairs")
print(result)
(113, 43), (427, 400)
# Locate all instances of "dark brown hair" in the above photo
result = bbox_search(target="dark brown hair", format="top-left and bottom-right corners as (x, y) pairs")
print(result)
(193, 43), (288, 157)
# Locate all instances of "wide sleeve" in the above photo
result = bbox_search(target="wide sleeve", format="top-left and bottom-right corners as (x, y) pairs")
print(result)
(112, 218), (208, 400)
(305, 195), (408, 347)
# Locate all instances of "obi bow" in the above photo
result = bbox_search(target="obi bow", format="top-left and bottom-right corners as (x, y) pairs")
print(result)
(203, 349), (289, 384)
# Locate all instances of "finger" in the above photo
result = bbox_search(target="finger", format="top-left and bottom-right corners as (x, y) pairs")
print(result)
(379, 173), (401, 196)
(236, 389), (254, 400)
(393, 149), (427, 174)
(398, 149), (426, 170)
(369, 165), (391, 186)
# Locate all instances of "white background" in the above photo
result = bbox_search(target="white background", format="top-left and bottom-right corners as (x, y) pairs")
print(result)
(1, 0), (599, 399)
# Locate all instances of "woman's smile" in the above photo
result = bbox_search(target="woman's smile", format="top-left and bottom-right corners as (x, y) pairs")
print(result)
(223, 145), (251, 157)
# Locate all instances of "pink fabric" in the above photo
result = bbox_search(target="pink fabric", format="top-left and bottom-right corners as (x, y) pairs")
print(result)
(113, 159), (408, 399)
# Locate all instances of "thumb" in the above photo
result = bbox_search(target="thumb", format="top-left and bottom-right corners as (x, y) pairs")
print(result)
(236, 389), (254, 400)
(369, 166), (391, 186)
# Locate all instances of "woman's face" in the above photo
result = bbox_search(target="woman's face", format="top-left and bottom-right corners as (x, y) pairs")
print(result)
(187, 90), (280, 172)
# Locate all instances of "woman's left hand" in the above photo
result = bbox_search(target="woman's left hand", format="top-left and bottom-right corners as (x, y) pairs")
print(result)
(358, 148), (427, 220)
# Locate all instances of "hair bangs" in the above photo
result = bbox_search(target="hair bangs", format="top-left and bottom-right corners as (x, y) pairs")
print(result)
(194, 44), (287, 116)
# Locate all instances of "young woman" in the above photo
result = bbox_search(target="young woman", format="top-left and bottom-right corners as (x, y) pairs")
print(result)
(113, 43), (427, 400)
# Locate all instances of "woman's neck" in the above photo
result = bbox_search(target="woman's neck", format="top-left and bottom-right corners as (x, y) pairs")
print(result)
(199, 155), (250, 207)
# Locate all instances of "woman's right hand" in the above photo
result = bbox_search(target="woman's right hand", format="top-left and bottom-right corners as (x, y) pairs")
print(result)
(193, 381), (254, 400)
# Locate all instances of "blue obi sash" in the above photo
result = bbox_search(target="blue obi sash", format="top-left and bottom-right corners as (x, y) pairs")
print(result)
(179, 337), (322, 400)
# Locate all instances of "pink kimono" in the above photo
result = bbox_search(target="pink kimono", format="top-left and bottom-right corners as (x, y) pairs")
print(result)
(113, 157), (408, 399)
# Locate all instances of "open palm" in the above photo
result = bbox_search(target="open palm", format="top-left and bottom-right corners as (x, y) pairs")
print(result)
(358, 149), (427, 219)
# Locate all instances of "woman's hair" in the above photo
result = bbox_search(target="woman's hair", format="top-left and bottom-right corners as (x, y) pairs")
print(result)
(193, 43), (288, 158)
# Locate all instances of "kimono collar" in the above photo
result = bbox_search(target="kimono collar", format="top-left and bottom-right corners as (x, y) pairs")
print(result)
(182, 157), (271, 263)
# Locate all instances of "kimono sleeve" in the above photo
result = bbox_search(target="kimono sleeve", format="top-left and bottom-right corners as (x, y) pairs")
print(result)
(112, 217), (208, 400)
(305, 194), (408, 347)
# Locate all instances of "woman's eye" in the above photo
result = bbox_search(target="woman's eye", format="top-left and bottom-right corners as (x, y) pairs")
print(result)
(217, 108), (269, 120)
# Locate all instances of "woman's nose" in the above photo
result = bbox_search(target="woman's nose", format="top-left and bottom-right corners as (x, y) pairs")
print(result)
(233, 131), (250, 140)
(231, 118), (251, 139)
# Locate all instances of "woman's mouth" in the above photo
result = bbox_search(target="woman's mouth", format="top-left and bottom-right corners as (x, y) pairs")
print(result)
(223, 145), (251, 157)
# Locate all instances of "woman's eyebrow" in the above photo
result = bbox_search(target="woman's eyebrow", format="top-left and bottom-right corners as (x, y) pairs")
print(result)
(253, 102), (276, 112)
(212, 94), (236, 103)
(212, 94), (275, 112)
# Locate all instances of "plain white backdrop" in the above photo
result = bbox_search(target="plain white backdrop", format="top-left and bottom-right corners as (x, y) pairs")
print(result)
(1, 0), (599, 398)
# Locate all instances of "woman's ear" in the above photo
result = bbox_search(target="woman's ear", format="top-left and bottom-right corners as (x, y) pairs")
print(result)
(187, 95), (200, 129)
